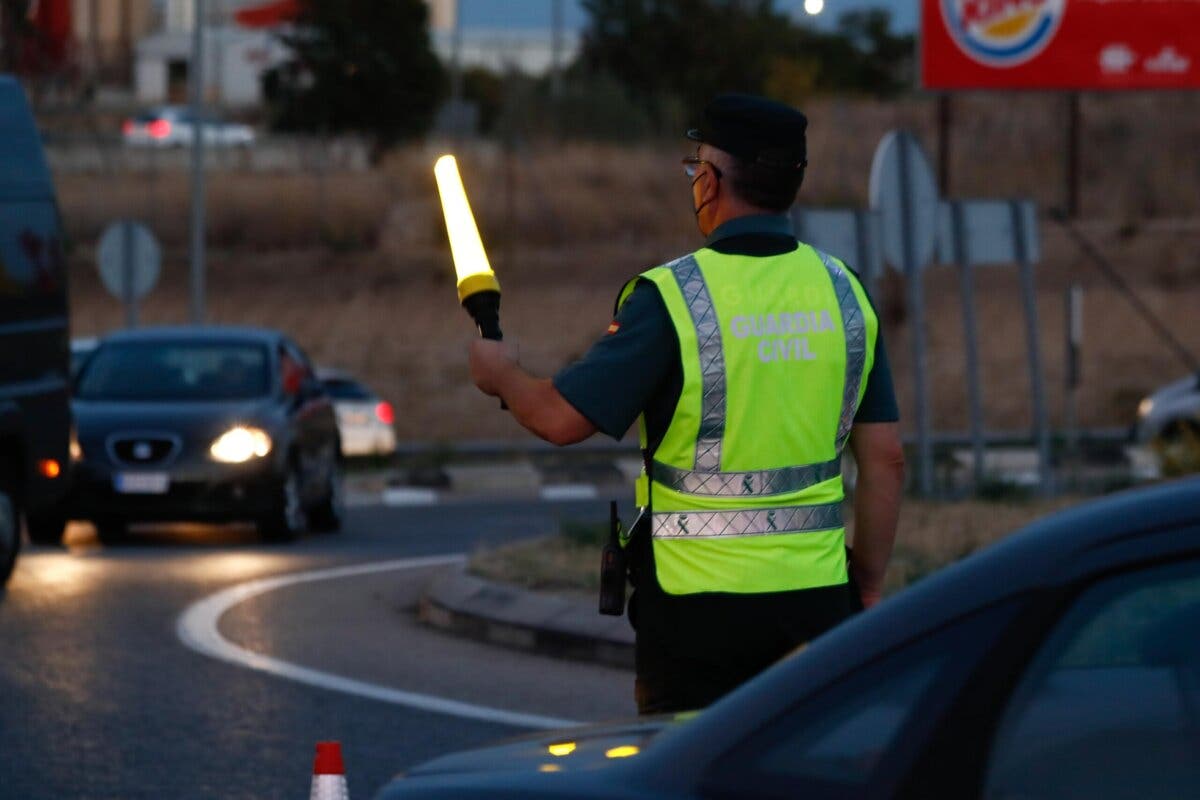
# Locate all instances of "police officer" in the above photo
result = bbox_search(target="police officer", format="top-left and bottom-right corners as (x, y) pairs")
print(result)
(469, 94), (904, 715)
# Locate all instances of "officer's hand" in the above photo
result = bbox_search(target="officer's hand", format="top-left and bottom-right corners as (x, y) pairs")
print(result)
(468, 338), (519, 397)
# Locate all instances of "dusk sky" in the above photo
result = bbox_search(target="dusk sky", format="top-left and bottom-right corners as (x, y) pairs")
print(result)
(456, 1), (917, 32)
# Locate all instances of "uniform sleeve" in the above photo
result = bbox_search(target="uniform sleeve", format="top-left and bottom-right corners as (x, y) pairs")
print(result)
(854, 333), (900, 423)
(552, 281), (678, 440)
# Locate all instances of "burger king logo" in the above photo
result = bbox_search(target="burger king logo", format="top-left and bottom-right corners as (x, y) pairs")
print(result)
(940, 0), (1066, 67)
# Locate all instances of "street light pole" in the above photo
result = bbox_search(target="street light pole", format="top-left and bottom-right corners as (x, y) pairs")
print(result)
(189, 0), (207, 323)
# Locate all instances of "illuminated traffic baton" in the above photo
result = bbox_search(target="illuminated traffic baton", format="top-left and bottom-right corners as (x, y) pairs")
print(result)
(433, 154), (503, 341)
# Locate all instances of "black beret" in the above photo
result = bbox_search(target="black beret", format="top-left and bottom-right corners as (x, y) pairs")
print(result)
(687, 93), (808, 172)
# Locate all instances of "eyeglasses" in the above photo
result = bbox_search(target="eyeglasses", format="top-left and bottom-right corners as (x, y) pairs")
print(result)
(682, 156), (722, 180)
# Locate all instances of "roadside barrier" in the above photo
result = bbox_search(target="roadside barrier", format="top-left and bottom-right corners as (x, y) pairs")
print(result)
(310, 741), (349, 800)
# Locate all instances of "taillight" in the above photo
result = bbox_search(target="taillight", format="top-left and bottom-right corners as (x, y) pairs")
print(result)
(122, 119), (134, 134)
(148, 119), (172, 138)
(374, 401), (394, 425)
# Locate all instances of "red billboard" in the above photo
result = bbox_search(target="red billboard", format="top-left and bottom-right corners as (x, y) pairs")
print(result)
(923, 0), (1200, 89)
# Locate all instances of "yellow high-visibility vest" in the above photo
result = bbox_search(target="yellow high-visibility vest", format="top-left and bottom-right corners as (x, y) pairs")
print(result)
(620, 243), (878, 595)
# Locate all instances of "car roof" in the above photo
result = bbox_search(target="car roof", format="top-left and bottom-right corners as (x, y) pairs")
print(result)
(98, 325), (284, 346)
(644, 477), (1200, 774)
(315, 367), (356, 381)
(0, 76), (55, 202)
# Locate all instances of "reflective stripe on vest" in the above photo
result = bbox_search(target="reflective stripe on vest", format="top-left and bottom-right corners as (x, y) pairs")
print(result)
(648, 248), (867, 500)
(652, 502), (843, 539)
(670, 254), (726, 473)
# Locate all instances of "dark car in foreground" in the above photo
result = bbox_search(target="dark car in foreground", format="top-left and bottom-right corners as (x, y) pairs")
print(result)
(63, 326), (342, 543)
(0, 75), (71, 580)
(376, 478), (1200, 799)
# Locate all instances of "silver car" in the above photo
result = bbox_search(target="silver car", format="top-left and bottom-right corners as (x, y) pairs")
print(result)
(1135, 373), (1200, 475)
(122, 106), (255, 148)
(1135, 373), (1200, 443)
(317, 369), (397, 459)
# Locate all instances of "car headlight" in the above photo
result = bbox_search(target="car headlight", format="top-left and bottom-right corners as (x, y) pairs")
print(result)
(210, 426), (272, 463)
(1138, 398), (1155, 418)
(69, 429), (83, 461)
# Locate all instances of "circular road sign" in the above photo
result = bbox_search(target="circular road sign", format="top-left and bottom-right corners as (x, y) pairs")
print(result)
(97, 220), (160, 301)
(868, 131), (939, 274)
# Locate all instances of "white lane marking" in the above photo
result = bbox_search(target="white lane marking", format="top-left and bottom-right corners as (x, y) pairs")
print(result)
(176, 556), (579, 730)
(540, 484), (600, 501)
(382, 487), (440, 506)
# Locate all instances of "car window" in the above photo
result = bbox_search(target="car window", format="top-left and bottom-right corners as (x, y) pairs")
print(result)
(321, 379), (373, 400)
(705, 602), (1019, 799)
(77, 341), (270, 401)
(984, 559), (1200, 800)
(284, 340), (314, 375)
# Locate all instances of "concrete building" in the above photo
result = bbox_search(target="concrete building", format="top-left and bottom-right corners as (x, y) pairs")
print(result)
(131, 0), (576, 109)
(134, 26), (287, 106)
(70, 0), (158, 81)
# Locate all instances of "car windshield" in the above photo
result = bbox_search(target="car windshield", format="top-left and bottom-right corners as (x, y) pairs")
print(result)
(77, 340), (270, 401)
(321, 378), (373, 400)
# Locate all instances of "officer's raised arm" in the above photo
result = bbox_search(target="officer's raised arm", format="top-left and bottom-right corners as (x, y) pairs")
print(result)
(468, 338), (597, 446)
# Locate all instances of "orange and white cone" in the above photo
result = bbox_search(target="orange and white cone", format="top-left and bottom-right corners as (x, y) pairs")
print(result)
(310, 741), (349, 800)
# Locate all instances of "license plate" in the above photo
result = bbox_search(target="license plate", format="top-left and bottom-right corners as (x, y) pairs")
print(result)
(114, 472), (170, 494)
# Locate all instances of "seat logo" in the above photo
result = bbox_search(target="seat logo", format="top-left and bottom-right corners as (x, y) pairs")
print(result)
(133, 442), (153, 460)
(941, 0), (1065, 67)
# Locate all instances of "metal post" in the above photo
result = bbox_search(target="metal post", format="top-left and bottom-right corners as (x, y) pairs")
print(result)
(1064, 283), (1083, 484)
(899, 135), (934, 495)
(936, 94), (952, 196)
(550, 0), (564, 99)
(951, 201), (984, 491)
(1066, 93), (1081, 219)
(450, 0), (463, 140)
(1012, 200), (1052, 494)
(189, 0), (207, 324)
(854, 209), (877, 301)
(122, 220), (138, 327)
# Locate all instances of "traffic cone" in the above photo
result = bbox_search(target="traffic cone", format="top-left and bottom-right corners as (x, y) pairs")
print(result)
(310, 741), (349, 800)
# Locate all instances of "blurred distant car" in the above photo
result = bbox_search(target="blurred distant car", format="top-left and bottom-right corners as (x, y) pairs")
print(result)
(317, 368), (396, 459)
(70, 336), (98, 381)
(377, 478), (1200, 799)
(1135, 372), (1200, 444)
(122, 106), (255, 149)
(66, 326), (341, 544)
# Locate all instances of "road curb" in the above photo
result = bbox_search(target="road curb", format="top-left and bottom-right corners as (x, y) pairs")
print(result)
(418, 566), (634, 670)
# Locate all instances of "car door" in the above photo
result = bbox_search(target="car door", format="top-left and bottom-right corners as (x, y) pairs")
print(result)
(980, 555), (1200, 799)
(696, 600), (1027, 799)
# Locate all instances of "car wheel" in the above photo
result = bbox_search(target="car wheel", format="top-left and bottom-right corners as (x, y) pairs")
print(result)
(0, 490), (19, 585)
(26, 511), (67, 546)
(307, 460), (344, 533)
(94, 517), (128, 545)
(1153, 419), (1200, 476)
(258, 462), (307, 542)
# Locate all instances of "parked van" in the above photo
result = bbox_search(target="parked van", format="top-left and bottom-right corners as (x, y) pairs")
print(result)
(0, 76), (71, 582)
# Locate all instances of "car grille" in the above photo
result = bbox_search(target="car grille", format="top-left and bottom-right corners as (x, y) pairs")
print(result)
(108, 434), (181, 466)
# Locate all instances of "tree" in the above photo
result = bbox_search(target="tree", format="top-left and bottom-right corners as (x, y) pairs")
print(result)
(579, 1), (914, 127)
(263, 0), (446, 152)
(579, 0), (794, 125)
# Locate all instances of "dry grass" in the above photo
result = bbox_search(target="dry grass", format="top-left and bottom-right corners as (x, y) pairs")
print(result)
(58, 94), (1200, 440)
(468, 496), (1079, 598)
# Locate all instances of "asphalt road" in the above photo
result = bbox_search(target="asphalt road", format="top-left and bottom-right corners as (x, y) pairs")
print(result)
(0, 499), (634, 799)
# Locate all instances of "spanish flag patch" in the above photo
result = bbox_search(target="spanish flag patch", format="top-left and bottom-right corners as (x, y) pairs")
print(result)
(606, 321), (621, 335)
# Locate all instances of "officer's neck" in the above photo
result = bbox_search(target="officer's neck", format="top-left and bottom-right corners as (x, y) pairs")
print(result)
(702, 200), (775, 238)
